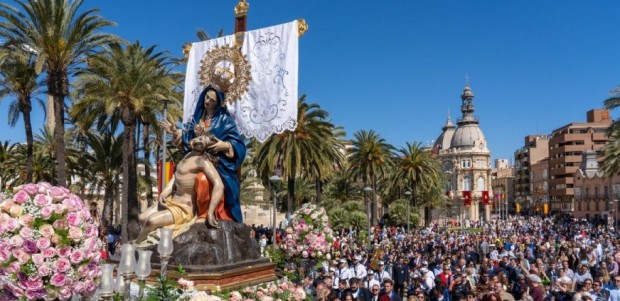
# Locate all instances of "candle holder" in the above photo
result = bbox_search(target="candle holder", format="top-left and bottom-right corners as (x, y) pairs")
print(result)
(135, 249), (152, 300)
(113, 273), (125, 298)
(117, 243), (136, 301)
(99, 264), (115, 300)
(157, 228), (174, 277)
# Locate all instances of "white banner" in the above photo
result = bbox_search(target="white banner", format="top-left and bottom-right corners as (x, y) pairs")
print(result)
(183, 20), (298, 142)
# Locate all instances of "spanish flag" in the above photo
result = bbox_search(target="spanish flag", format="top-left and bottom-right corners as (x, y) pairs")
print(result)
(157, 161), (175, 193)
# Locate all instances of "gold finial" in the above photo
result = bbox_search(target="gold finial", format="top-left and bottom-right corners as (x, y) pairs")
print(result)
(183, 43), (192, 58)
(235, 0), (249, 17)
(298, 19), (308, 37)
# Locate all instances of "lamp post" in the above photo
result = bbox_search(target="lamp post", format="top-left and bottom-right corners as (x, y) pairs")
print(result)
(614, 199), (619, 230)
(270, 175), (282, 248)
(364, 186), (373, 234)
(404, 191), (412, 233)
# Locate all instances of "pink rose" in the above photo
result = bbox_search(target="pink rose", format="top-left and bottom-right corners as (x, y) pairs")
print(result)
(34, 194), (52, 207)
(19, 226), (33, 239)
(37, 264), (52, 277)
(58, 246), (71, 257)
(84, 224), (98, 237)
(40, 206), (53, 219)
(66, 212), (82, 227)
(19, 183), (38, 196)
(8, 235), (23, 247)
(53, 203), (66, 215)
(18, 214), (34, 227)
(1, 199), (14, 211)
(37, 182), (52, 194)
(50, 273), (67, 287)
(36, 237), (51, 250)
(12, 190), (30, 204)
(58, 287), (71, 300)
(42, 247), (57, 258)
(13, 249), (30, 264)
(68, 226), (83, 241)
(55, 258), (71, 273)
(5, 218), (20, 232)
(48, 186), (68, 202)
(69, 249), (84, 264)
(32, 253), (45, 265)
(39, 224), (54, 237)
(53, 219), (66, 229)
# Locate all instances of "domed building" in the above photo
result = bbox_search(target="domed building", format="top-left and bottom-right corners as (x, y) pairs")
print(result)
(432, 84), (492, 224)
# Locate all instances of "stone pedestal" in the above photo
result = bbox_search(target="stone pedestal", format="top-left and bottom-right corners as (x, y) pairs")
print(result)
(143, 221), (276, 291)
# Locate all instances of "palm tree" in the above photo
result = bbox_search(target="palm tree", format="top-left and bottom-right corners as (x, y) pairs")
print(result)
(73, 42), (181, 241)
(0, 0), (119, 187)
(0, 44), (43, 183)
(83, 130), (122, 227)
(254, 96), (343, 215)
(600, 89), (620, 177)
(390, 142), (442, 226)
(0, 140), (19, 190)
(347, 129), (395, 226)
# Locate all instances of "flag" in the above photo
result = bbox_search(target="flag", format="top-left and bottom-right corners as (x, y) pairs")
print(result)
(158, 161), (175, 193)
(463, 191), (472, 206)
(482, 191), (490, 205)
(184, 20), (299, 142)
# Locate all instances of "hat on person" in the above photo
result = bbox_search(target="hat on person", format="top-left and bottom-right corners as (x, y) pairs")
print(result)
(378, 261), (385, 265)
(527, 274), (542, 283)
(339, 258), (347, 264)
(421, 260), (429, 266)
(354, 255), (362, 261)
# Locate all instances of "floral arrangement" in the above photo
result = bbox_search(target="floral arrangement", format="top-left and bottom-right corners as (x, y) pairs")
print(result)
(0, 182), (102, 300)
(280, 203), (334, 263)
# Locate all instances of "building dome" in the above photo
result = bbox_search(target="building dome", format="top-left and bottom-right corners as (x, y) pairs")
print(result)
(434, 115), (456, 151)
(451, 123), (487, 149)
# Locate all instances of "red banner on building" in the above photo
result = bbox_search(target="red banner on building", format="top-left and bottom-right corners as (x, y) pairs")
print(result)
(157, 161), (175, 193)
(463, 191), (472, 206)
(482, 191), (490, 205)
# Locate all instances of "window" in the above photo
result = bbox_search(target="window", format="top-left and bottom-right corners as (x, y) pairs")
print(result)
(461, 159), (471, 168)
(595, 186), (599, 198)
(605, 186), (609, 198)
(463, 176), (471, 191)
(477, 176), (485, 191)
(585, 187), (590, 198)
(575, 187), (581, 198)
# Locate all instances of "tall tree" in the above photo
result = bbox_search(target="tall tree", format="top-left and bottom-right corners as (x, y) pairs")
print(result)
(0, 0), (119, 187)
(600, 88), (620, 177)
(82, 130), (122, 227)
(254, 96), (342, 215)
(73, 42), (181, 241)
(0, 44), (43, 182)
(347, 130), (395, 226)
(390, 142), (442, 226)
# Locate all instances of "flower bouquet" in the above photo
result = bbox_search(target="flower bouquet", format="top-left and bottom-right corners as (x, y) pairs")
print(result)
(0, 182), (101, 300)
(280, 203), (334, 266)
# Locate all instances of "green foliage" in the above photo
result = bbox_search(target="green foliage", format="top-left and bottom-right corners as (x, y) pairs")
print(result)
(144, 275), (181, 301)
(265, 244), (286, 268)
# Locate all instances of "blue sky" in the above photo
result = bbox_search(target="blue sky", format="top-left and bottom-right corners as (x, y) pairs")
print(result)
(2, 0), (620, 165)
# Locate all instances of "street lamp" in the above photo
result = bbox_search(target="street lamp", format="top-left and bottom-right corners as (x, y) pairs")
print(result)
(270, 175), (281, 247)
(364, 186), (373, 235)
(404, 191), (412, 233)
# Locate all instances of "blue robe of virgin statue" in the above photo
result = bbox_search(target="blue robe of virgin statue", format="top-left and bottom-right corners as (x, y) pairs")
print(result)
(182, 86), (247, 223)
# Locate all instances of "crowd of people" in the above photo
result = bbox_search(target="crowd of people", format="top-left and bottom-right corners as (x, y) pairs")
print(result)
(269, 214), (620, 301)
